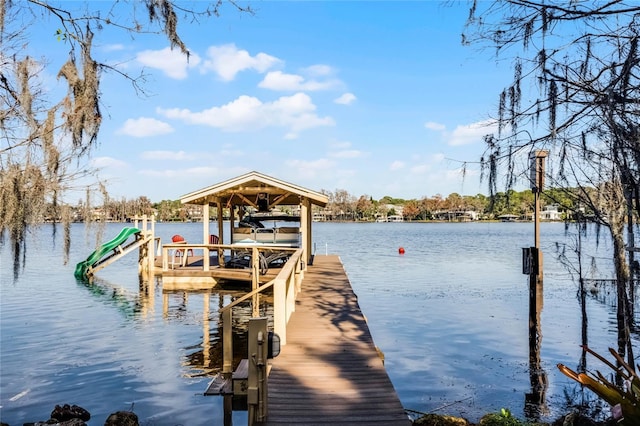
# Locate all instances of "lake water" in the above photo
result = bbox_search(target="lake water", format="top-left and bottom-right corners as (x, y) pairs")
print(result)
(1, 221), (637, 425)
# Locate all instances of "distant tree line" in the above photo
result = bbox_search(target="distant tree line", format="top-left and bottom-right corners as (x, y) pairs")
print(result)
(317, 187), (586, 222)
(54, 186), (587, 223)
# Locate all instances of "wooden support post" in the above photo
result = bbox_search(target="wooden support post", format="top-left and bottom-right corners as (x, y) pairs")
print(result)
(252, 247), (260, 318)
(248, 317), (268, 425)
(203, 204), (210, 244)
(162, 293), (169, 318)
(301, 198), (311, 268)
(217, 202), (225, 266)
(146, 215), (155, 277)
(274, 277), (286, 346)
(203, 294), (211, 369)
(222, 308), (233, 376)
(203, 205), (210, 271)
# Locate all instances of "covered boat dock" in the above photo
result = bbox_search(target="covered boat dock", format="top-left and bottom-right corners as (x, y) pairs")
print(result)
(159, 171), (329, 289)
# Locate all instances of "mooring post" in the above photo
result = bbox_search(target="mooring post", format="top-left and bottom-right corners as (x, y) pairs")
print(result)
(525, 150), (549, 413)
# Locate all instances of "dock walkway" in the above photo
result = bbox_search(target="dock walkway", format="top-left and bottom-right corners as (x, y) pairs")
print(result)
(258, 255), (410, 425)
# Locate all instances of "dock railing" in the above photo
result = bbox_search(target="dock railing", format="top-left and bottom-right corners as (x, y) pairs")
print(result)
(161, 242), (220, 270)
(218, 246), (304, 347)
(201, 247), (304, 425)
(160, 242), (304, 346)
(161, 242), (296, 269)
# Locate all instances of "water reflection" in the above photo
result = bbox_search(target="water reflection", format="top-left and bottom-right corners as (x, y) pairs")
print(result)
(76, 275), (155, 319)
(160, 287), (274, 380)
(525, 273), (548, 419)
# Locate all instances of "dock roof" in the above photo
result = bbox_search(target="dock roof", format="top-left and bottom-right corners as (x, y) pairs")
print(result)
(180, 171), (329, 208)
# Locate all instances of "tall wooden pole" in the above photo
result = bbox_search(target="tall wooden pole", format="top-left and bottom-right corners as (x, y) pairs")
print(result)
(525, 150), (548, 416)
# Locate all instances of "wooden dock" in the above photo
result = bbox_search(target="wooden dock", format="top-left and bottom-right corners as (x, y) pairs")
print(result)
(257, 255), (410, 425)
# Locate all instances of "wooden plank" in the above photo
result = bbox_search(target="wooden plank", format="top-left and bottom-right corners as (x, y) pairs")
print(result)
(233, 359), (249, 396)
(257, 255), (410, 426)
(204, 374), (231, 395)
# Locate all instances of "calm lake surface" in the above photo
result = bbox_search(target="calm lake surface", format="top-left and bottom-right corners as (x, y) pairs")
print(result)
(1, 221), (637, 425)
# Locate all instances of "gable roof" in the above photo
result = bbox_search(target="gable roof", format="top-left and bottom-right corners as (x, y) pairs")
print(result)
(180, 171), (329, 208)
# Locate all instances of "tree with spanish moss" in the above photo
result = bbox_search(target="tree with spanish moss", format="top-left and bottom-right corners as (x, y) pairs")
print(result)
(0, 0), (250, 276)
(463, 1), (639, 368)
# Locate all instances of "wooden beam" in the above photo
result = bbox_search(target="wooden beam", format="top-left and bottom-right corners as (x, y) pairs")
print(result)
(234, 186), (283, 194)
(271, 192), (292, 207)
(234, 192), (255, 208)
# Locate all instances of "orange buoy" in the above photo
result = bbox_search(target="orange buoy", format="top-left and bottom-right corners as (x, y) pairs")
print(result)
(398, 247), (405, 255)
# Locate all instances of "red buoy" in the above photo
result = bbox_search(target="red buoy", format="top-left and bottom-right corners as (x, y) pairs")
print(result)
(398, 247), (405, 255)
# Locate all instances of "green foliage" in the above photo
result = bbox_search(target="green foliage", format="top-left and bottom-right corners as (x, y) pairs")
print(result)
(558, 346), (640, 425)
(379, 195), (407, 205)
(478, 408), (524, 426)
(54, 28), (67, 41)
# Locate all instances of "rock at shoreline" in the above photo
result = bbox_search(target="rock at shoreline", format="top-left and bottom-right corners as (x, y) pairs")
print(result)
(413, 413), (470, 425)
(51, 404), (91, 422)
(104, 411), (139, 426)
(24, 420), (86, 426)
(13, 408), (138, 426)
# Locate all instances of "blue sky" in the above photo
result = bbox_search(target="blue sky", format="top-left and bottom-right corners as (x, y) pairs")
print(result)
(32, 1), (517, 203)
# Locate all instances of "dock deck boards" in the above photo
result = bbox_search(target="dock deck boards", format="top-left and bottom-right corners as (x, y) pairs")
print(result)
(258, 255), (410, 425)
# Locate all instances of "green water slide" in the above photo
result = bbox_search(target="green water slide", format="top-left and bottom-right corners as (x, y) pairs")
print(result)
(74, 227), (141, 279)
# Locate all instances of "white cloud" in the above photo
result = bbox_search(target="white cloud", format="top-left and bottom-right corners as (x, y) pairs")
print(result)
(285, 158), (335, 178)
(448, 120), (497, 146)
(430, 152), (446, 163)
(330, 149), (364, 159)
(91, 156), (128, 168)
(424, 121), (446, 131)
(258, 71), (304, 90)
(157, 92), (334, 138)
(410, 164), (430, 174)
(139, 166), (216, 178)
(140, 150), (196, 161)
(334, 93), (356, 105)
(259, 71), (340, 91)
(136, 47), (200, 80)
(117, 117), (174, 137)
(220, 145), (244, 157)
(304, 64), (333, 77)
(202, 44), (281, 81)
(330, 141), (352, 149)
(390, 161), (405, 171)
(102, 43), (125, 52)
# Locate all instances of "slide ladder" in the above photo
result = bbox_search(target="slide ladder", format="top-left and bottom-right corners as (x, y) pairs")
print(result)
(74, 227), (152, 280)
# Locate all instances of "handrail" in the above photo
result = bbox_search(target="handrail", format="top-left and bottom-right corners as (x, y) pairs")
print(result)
(219, 280), (276, 313)
(163, 243), (298, 251)
(218, 248), (303, 313)
(161, 242), (298, 272)
(220, 248), (304, 377)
